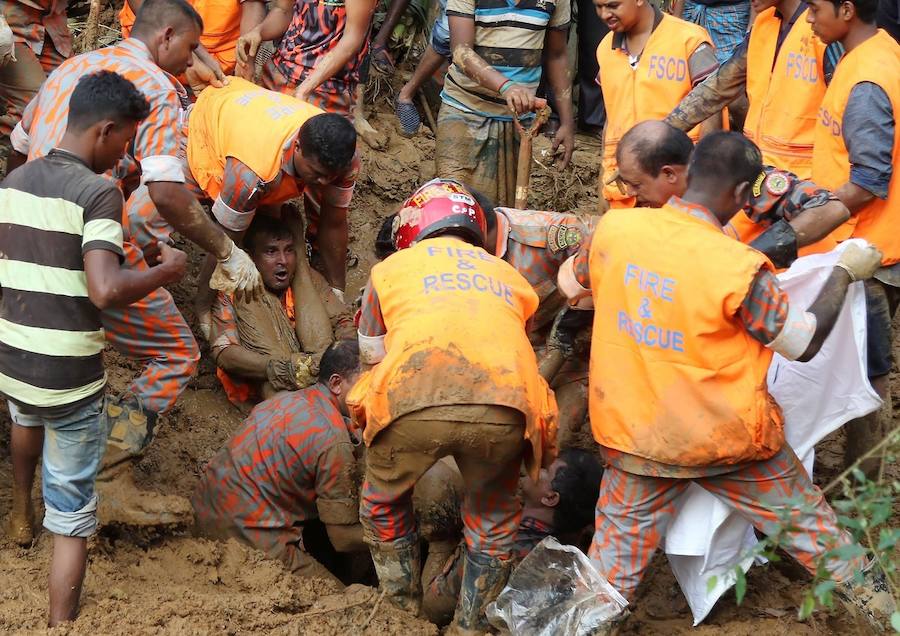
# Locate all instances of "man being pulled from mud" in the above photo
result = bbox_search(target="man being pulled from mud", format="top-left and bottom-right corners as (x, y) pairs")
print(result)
(418, 448), (604, 626)
(612, 120), (851, 269)
(185, 77), (359, 339)
(210, 215), (354, 413)
(559, 132), (895, 629)
(348, 179), (559, 633)
(192, 340), (364, 585)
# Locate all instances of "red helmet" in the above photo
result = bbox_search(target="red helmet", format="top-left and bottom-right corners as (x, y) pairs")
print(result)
(392, 179), (487, 250)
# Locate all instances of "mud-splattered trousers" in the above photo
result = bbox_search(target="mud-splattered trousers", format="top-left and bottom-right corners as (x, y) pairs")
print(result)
(589, 444), (868, 600)
(360, 405), (527, 560)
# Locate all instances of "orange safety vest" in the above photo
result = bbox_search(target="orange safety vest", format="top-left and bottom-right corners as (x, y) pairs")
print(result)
(812, 30), (900, 265)
(346, 236), (558, 480)
(119, 0), (242, 73)
(187, 77), (323, 204)
(744, 8), (827, 179)
(597, 14), (711, 207)
(587, 205), (784, 467)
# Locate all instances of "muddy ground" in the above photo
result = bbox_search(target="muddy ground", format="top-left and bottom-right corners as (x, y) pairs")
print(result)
(0, 79), (894, 634)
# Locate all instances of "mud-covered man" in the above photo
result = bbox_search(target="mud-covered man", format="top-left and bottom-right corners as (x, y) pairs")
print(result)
(349, 179), (558, 632)
(192, 340), (365, 585)
(186, 77), (359, 338)
(419, 448), (604, 626)
(210, 215), (354, 413)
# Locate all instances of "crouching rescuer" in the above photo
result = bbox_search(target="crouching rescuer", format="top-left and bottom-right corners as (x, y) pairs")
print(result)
(558, 131), (895, 629)
(348, 179), (559, 633)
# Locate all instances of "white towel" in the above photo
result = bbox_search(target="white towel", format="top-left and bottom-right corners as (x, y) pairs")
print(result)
(663, 240), (881, 625)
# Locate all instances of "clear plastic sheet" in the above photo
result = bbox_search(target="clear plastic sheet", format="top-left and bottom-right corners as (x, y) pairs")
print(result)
(486, 537), (628, 636)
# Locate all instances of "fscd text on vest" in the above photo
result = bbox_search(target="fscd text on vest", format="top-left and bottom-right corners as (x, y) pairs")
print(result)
(617, 264), (685, 352)
(421, 246), (516, 307)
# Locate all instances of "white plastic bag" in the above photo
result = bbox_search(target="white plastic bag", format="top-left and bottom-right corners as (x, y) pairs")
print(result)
(486, 537), (628, 636)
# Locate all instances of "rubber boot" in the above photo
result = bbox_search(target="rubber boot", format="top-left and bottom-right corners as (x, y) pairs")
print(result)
(844, 390), (890, 478)
(5, 485), (34, 547)
(446, 549), (512, 636)
(369, 535), (423, 615)
(95, 396), (193, 531)
(837, 562), (897, 631)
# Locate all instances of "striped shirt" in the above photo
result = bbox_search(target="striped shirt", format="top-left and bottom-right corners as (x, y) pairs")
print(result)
(0, 149), (125, 414)
(12, 38), (187, 189)
(441, 0), (570, 119)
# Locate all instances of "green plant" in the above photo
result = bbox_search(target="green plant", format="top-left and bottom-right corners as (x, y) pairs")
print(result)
(707, 425), (900, 628)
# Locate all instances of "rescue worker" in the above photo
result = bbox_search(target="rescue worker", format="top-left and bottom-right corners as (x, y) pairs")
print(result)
(664, 0), (847, 252)
(420, 448), (604, 625)
(558, 131), (894, 629)
(186, 77), (358, 336)
(0, 0), (71, 143)
(666, 0), (843, 179)
(595, 0), (720, 209)
(118, 0), (265, 80)
(8, 0), (264, 530)
(807, 0), (900, 473)
(373, 196), (598, 445)
(348, 179), (558, 632)
(615, 121), (850, 268)
(192, 340), (365, 584)
(210, 215), (354, 412)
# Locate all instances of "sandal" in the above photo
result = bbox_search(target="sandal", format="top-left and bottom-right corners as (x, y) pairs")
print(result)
(395, 98), (421, 137)
(371, 44), (395, 75)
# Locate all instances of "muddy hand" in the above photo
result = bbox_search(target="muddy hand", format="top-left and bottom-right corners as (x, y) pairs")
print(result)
(156, 242), (188, 284)
(236, 28), (262, 68)
(502, 83), (545, 116)
(551, 123), (574, 170)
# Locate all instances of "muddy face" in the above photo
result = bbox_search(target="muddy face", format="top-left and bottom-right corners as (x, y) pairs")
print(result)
(250, 235), (296, 294)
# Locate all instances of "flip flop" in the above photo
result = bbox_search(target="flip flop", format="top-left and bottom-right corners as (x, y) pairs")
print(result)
(395, 98), (421, 137)
(371, 44), (395, 75)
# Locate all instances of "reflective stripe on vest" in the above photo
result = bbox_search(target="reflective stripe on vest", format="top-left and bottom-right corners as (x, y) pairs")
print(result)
(812, 30), (900, 265)
(744, 8), (826, 179)
(596, 14), (711, 203)
(187, 77), (323, 202)
(588, 205), (784, 466)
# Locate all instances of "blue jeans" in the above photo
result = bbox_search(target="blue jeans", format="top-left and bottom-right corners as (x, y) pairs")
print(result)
(8, 395), (109, 537)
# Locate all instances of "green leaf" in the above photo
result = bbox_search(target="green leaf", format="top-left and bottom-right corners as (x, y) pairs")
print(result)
(735, 571), (747, 605)
(706, 575), (718, 594)
(799, 593), (816, 620)
(890, 611), (900, 632)
(878, 528), (900, 551)
(831, 543), (868, 561)
(814, 580), (837, 607)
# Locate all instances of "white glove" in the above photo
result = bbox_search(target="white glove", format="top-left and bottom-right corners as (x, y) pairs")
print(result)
(0, 15), (16, 68)
(209, 239), (264, 300)
(331, 287), (346, 304)
(836, 243), (883, 282)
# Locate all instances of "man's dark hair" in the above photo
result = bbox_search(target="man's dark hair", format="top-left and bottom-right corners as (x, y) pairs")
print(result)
(617, 121), (693, 177)
(469, 187), (497, 232)
(828, 0), (878, 22)
(133, 0), (203, 33)
(68, 71), (151, 132)
(375, 214), (397, 260)
(687, 131), (763, 193)
(299, 113), (357, 172)
(244, 215), (293, 256)
(551, 448), (604, 534)
(319, 339), (360, 380)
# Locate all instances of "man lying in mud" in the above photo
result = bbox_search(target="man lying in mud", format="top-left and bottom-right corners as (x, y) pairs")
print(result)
(209, 215), (354, 412)
(418, 448), (604, 626)
(192, 340), (364, 584)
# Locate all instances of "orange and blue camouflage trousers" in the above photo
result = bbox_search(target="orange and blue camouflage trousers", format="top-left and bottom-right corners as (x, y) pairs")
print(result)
(589, 444), (868, 601)
(100, 184), (200, 417)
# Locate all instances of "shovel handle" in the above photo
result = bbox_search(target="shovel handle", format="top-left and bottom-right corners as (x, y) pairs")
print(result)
(514, 105), (552, 208)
